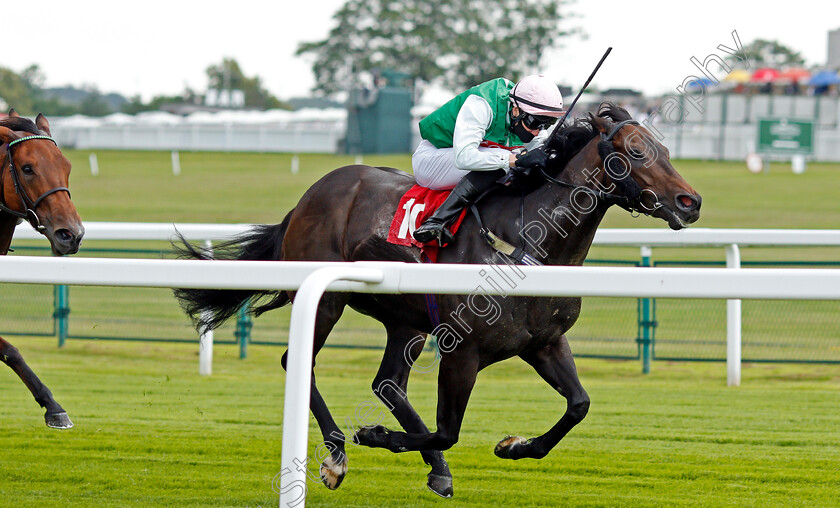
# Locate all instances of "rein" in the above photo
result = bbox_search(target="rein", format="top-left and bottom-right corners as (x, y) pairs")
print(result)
(0, 135), (71, 232)
(473, 118), (651, 265)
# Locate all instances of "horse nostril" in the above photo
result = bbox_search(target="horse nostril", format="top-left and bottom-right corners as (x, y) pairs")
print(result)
(675, 193), (701, 211)
(55, 229), (74, 244)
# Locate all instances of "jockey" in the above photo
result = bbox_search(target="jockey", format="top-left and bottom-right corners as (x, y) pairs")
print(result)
(412, 74), (564, 245)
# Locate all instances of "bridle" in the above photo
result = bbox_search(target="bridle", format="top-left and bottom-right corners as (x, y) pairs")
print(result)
(541, 119), (660, 215)
(475, 118), (661, 266)
(0, 135), (71, 232)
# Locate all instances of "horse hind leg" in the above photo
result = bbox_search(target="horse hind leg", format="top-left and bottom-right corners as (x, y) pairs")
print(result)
(281, 292), (351, 490)
(0, 336), (73, 429)
(495, 334), (589, 460)
(368, 324), (453, 497)
(354, 346), (479, 496)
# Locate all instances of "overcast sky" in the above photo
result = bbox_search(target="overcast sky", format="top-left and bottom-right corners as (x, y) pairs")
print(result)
(3, 0), (839, 104)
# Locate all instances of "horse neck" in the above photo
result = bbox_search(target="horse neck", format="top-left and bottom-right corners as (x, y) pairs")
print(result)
(0, 214), (16, 255)
(525, 140), (611, 266)
(0, 153), (14, 255)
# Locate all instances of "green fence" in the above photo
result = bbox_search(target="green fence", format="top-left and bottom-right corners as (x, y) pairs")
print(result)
(2, 246), (838, 367)
(651, 260), (840, 364)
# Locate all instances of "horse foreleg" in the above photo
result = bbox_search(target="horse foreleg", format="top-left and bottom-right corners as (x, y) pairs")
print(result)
(0, 336), (73, 429)
(370, 324), (453, 497)
(355, 349), (478, 456)
(495, 334), (589, 460)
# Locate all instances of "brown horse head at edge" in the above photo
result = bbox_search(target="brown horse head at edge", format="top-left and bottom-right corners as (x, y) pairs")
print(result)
(0, 109), (84, 255)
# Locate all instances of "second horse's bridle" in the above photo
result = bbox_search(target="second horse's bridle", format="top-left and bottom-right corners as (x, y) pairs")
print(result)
(0, 135), (71, 231)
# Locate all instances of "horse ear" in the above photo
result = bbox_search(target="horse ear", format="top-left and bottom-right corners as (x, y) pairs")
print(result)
(589, 113), (611, 134)
(8, 108), (19, 117)
(35, 113), (52, 136)
(0, 126), (20, 145)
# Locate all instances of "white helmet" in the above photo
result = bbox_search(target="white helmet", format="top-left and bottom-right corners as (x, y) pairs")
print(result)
(510, 75), (564, 118)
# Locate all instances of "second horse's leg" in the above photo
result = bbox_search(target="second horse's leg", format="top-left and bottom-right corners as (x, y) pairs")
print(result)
(494, 334), (590, 460)
(0, 336), (73, 429)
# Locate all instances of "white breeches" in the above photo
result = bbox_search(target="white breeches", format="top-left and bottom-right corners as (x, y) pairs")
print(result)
(411, 140), (512, 190)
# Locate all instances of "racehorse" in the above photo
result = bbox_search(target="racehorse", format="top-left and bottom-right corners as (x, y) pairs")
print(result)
(1, 110), (85, 429)
(174, 104), (701, 497)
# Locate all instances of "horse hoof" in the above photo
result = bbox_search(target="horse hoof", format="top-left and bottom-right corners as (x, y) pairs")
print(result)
(45, 412), (74, 429)
(320, 455), (348, 490)
(494, 435), (527, 460)
(354, 425), (388, 448)
(427, 473), (454, 498)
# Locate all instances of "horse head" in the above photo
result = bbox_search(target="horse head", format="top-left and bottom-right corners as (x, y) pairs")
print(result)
(0, 110), (84, 255)
(587, 105), (701, 230)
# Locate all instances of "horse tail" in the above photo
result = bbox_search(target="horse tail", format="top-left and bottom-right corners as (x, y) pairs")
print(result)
(173, 211), (293, 332)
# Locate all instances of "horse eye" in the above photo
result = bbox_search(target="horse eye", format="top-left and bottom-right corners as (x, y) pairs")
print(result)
(21, 164), (35, 175)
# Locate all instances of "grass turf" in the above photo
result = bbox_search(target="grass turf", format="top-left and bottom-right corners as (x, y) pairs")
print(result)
(0, 339), (838, 507)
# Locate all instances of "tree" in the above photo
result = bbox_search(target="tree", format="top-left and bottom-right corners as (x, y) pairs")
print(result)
(727, 38), (806, 68)
(0, 66), (35, 112)
(78, 89), (112, 117)
(296, 0), (577, 95)
(205, 58), (287, 109)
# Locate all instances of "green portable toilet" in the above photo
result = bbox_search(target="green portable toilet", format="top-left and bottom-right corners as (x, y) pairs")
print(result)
(346, 70), (413, 154)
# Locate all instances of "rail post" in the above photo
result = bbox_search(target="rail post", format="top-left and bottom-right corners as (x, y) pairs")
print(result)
(235, 303), (252, 360)
(639, 246), (654, 374)
(726, 244), (742, 386)
(279, 266), (385, 508)
(199, 240), (214, 376)
(54, 284), (70, 347)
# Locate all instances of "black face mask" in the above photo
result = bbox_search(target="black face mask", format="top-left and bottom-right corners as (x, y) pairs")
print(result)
(511, 119), (535, 143)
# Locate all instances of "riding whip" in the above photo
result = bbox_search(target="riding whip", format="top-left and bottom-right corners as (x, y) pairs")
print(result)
(546, 47), (612, 148)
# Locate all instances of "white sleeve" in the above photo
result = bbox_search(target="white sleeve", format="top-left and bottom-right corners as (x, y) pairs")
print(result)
(452, 95), (510, 171)
(525, 121), (559, 151)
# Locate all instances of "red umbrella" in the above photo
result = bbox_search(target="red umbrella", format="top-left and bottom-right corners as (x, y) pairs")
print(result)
(750, 68), (780, 83)
(777, 67), (811, 82)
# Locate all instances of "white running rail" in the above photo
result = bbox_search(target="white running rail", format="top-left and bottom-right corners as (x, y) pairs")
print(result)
(13, 223), (840, 383)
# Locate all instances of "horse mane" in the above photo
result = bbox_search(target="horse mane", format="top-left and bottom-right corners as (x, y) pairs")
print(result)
(508, 102), (633, 195)
(548, 102), (632, 169)
(0, 116), (42, 135)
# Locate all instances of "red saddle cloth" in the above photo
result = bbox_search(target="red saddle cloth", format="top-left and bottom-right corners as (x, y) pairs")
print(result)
(387, 185), (469, 262)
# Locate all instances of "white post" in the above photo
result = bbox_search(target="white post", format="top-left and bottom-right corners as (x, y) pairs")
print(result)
(291, 154), (300, 175)
(199, 322), (214, 376)
(726, 243), (742, 386)
(199, 240), (214, 376)
(89, 153), (99, 176)
(171, 151), (181, 176)
(354, 154), (363, 165)
(279, 267), (384, 508)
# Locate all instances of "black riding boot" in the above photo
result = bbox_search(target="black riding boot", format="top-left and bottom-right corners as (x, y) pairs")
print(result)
(413, 169), (505, 245)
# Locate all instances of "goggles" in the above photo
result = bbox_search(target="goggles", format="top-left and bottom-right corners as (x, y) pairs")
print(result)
(520, 113), (557, 131)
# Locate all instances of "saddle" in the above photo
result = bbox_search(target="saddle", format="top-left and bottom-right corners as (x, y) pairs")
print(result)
(386, 185), (470, 262)
(386, 180), (541, 265)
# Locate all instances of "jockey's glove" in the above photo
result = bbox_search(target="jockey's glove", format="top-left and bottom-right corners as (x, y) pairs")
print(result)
(514, 147), (549, 170)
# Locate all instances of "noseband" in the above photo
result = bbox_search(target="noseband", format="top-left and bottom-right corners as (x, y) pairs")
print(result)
(0, 135), (71, 231)
(541, 118), (647, 213)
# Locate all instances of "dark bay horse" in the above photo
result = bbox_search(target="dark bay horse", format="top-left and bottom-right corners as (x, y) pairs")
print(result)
(175, 104), (701, 497)
(1, 110), (85, 429)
